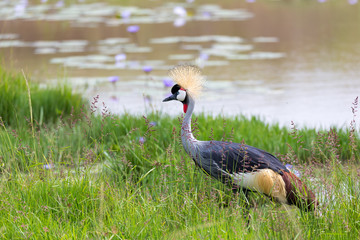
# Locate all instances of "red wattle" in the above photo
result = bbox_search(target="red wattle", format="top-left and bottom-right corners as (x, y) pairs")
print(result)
(183, 104), (188, 113)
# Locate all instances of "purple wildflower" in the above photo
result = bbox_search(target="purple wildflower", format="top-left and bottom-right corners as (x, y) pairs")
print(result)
(174, 18), (186, 27)
(163, 77), (174, 87)
(143, 66), (152, 74)
(285, 164), (293, 170)
(55, 0), (64, 8)
(348, 0), (358, 4)
(173, 6), (187, 17)
(121, 10), (131, 19)
(108, 76), (119, 83)
(127, 25), (139, 33)
(14, 5), (26, 16)
(14, 0), (28, 16)
(115, 53), (126, 62)
(143, 94), (151, 104)
(285, 164), (301, 177)
(139, 137), (145, 144)
(202, 11), (212, 18)
(149, 121), (157, 126)
(43, 164), (54, 170)
(199, 52), (209, 61)
(109, 96), (118, 103)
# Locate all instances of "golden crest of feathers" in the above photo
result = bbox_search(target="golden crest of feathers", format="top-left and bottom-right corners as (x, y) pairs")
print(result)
(168, 64), (205, 98)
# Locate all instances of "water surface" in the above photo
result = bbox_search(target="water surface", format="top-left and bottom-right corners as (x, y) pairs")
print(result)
(1, 0), (359, 128)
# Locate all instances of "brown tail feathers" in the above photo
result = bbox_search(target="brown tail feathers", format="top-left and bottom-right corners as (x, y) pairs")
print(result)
(281, 170), (318, 211)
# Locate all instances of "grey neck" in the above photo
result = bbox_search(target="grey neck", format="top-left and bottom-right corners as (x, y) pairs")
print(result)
(181, 95), (199, 159)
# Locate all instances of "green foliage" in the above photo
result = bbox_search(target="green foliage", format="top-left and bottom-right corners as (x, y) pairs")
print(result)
(1, 110), (359, 174)
(0, 66), (86, 127)
(0, 108), (359, 238)
(0, 66), (359, 238)
(0, 121), (359, 238)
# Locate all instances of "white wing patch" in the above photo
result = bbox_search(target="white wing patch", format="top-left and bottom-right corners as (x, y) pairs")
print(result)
(229, 169), (288, 204)
(232, 172), (258, 190)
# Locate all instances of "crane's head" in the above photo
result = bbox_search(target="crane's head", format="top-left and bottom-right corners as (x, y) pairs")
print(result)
(162, 64), (205, 113)
(163, 84), (189, 112)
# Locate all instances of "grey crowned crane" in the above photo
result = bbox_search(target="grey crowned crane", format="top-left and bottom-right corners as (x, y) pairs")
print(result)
(163, 65), (318, 211)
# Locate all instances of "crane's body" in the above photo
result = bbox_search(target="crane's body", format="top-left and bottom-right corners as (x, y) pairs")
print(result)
(163, 65), (317, 211)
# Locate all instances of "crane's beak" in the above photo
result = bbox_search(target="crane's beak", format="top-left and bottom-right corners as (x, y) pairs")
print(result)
(162, 93), (176, 102)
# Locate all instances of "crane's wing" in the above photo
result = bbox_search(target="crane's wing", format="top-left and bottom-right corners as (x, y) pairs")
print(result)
(197, 141), (288, 180)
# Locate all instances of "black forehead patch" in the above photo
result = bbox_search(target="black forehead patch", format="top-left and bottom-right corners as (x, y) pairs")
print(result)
(171, 84), (181, 94)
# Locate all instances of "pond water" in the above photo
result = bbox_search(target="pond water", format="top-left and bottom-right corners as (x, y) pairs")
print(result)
(1, 0), (360, 129)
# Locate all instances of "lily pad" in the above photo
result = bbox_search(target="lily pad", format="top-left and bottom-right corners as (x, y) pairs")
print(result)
(197, 4), (254, 20)
(150, 35), (244, 44)
(250, 52), (286, 60)
(253, 37), (279, 43)
(0, 33), (19, 39)
(168, 54), (194, 60)
(211, 43), (253, 52)
(181, 44), (203, 51)
(150, 37), (180, 44)
(124, 45), (153, 53)
(34, 47), (57, 54)
(32, 41), (61, 48)
(98, 38), (129, 45)
(0, 40), (28, 48)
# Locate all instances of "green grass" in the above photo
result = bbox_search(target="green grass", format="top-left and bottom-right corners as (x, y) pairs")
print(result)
(0, 106), (359, 239)
(1, 109), (358, 174)
(0, 67), (359, 239)
(0, 65), (86, 127)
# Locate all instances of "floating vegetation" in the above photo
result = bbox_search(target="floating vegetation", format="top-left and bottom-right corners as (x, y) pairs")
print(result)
(168, 54), (194, 60)
(0, 0), (278, 75)
(124, 45), (152, 53)
(196, 4), (254, 20)
(49, 55), (167, 71)
(50, 55), (113, 65)
(2, 0), (358, 129)
(98, 38), (129, 45)
(0, 1), (253, 24)
(34, 47), (57, 54)
(253, 36), (279, 43)
(0, 39), (88, 55)
(150, 35), (244, 44)
(225, 52), (286, 60)
(211, 43), (253, 51)
(0, 33), (19, 39)
(0, 40), (27, 48)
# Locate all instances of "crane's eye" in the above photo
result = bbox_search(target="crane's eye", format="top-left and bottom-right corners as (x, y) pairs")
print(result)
(171, 84), (181, 94)
(177, 90), (186, 101)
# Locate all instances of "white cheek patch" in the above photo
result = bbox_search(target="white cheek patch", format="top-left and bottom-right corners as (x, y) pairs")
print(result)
(177, 90), (186, 101)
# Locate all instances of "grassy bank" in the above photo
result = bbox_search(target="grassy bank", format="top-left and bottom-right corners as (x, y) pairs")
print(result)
(1, 107), (359, 239)
(1, 108), (359, 174)
(0, 65), (85, 127)
(0, 68), (359, 238)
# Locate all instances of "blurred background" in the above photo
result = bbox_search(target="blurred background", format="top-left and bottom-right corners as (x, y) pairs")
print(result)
(1, 0), (359, 128)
